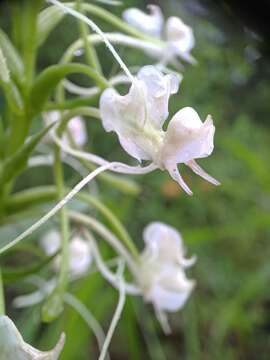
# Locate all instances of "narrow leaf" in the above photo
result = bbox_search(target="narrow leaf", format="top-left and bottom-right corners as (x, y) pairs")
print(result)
(0, 28), (24, 79)
(0, 123), (54, 185)
(37, 5), (65, 46)
(29, 63), (107, 116)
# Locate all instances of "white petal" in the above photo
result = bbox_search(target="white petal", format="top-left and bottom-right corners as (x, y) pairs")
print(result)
(69, 236), (92, 277)
(143, 221), (183, 257)
(187, 159), (220, 186)
(123, 5), (164, 37)
(146, 269), (194, 312)
(68, 116), (87, 147)
(165, 17), (195, 59)
(142, 221), (195, 266)
(166, 165), (193, 195)
(118, 134), (151, 162)
(162, 108), (215, 164)
(0, 315), (65, 360)
(40, 229), (61, 256)
(137, 65), (180, 129)
(99, 83), (150, 161)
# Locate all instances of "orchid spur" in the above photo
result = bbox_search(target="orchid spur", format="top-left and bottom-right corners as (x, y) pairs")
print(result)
(100, 65), (219, 195)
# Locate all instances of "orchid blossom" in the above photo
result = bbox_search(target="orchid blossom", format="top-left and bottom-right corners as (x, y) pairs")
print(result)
(123, 5), (196, 65)
(0, 316), (65, 360)
(138, 222), (195, 313)
(43, 111), (87, 148)
(100, 65), (219, 195)
(40, 229), (92, 278)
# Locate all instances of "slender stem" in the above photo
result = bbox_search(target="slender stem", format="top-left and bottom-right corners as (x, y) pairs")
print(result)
(97, 257), (126, 360)
(45, 94), (100, 111)
(0, 268), (5, 315)
(0, 163), (112, 255)
(54, 146), (70, 295)
(49, 0), (134, 81)
(5, 185), (140, 259)
(76, 0), (103, 75)
(79, 3), (160, 44)
(64, 293), (109, 359)
(70, 211), (138, 275)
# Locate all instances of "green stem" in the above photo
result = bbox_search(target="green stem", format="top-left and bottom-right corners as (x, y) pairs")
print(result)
(45, 94), (100, 111)
(76, 0), (102, 75)
(5, 185), (139, 259)
(55, 107), (140, 196)
(79, 3), (160, 44)
(54, 146), (70, 294)
(30, 63), (107, 115)
(0, 268), (5, 315)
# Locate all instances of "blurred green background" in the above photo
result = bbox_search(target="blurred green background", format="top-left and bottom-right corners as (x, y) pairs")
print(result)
(1, 0), (270, 359)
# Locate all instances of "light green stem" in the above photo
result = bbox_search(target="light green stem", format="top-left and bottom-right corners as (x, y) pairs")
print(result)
(5, 185), (139, 259)
(54, 146), (70, 294)
(76, 0), (103, 75)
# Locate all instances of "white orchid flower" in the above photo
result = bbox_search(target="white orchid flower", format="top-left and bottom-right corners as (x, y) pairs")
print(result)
(123, 5), (195, 64)
(40, 229), (92, 278)
(43, 111), (88, 147)
(100, 65), (219, 195)
(138, 222), (195, 313)
(0, 315), (65, 360)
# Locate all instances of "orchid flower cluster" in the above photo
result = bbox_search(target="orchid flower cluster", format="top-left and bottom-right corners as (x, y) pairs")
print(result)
(0, 1), (220, 359)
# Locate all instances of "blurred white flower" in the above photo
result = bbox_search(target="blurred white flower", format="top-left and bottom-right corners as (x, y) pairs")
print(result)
(43, 111), (88, 147)
(123, 5), (195, 64)
(40, 229), (92, 278)
(100, 65), (219, 194)
(0, 315), (65, 360)
(138, 222), (195, 313)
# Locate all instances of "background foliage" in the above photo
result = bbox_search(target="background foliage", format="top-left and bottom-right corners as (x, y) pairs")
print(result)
(1, 0), (270, 359)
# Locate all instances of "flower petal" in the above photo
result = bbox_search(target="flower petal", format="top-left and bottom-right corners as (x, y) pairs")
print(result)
(166, 165), (193, 195)
(187, 159), (220, 186)
(146, 267), (194, 312)
(137, 65), (180, 129)
(165, 16), (195, 62)
(143, 221), (183, 257)
(68, 116), (87, 147)
(143, 221), (195, 266)
(123, 5), (164, 37)
(99, 83), (150, 161)
(162, 107), (215, 165)
(0, 315), (65, 359)
(69, 236), (92, 277)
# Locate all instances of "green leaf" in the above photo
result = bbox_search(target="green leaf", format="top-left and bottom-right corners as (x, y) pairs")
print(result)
(0, 123), (53, 186)
(0, 44), (23, 115)
(29, 63), (108, 116)
(2, 252), (59, 284)
(0, 28), (24, 80)
(37, 5), (65, 47)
